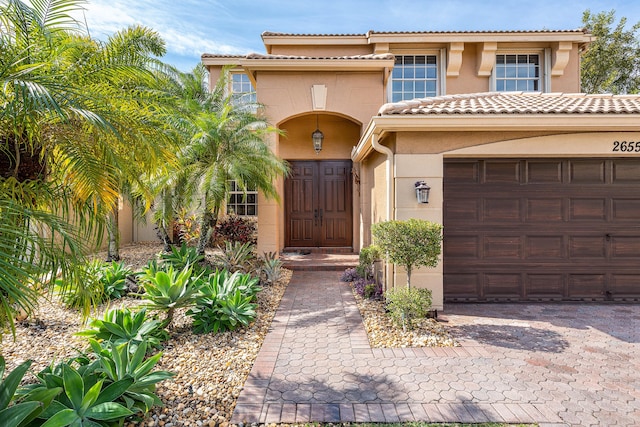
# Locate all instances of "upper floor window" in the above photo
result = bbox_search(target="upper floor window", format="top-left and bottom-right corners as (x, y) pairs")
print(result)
(495, 54), (541, 92)
(227, 180), (257, 216)
(391, 55), (438, 102)
(231, 73), (256, 105)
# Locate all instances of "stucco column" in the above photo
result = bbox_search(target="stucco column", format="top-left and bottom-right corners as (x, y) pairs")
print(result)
(393, 153), (444, 311)
(256, 133), (282, 254)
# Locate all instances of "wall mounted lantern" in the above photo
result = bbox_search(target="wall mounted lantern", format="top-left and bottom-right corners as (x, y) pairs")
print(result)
(311, 115), (324, 154)
(415, 180), (431, 203)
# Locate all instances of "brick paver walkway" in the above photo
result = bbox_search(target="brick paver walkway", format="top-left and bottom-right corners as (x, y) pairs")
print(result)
(231, 270), (640, 426)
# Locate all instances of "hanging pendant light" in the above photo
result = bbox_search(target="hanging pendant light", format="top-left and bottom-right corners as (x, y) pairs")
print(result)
(311, 114), (324, 154)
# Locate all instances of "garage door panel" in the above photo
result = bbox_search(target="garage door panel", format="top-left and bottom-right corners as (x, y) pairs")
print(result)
(484, 236), (521, 258)
(444, 235), (479, 258)
(485, 160), (521, 183)
(484, 198), (520, 221)
(612, 160), (640, 183)
(611, 236), (640, 257)
(526, 236), (564, 259)
(568, 275), (605, 298)
(569, 236), (607, 258)
(569, 160), (606, 183)
(569, 198), (606, 220)
(527, 161), (563, 183)
(444, 158), (640, 302)
(610, 274), (640, 298)
(444, 274), (480, 299)
(612, 199), (640, 220)
(527, 274), (565, 298)
(444, 199), (480, 221)
(526, 198), (563, 221)
(485, 274), (522, 298)
(444, 162), (479, 183)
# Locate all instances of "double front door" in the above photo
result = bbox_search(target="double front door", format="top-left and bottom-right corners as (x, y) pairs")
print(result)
(285, 160), (352, 248)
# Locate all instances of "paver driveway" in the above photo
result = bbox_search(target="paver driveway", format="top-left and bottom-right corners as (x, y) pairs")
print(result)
(232, 270), (640, 426)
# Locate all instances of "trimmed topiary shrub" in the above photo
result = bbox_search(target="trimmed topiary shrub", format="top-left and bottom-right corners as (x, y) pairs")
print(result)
(372, 219), (443, 288)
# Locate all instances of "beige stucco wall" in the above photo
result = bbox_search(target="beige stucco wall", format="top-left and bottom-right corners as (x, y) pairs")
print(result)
(255, 71), (384, 127)
(361, 129), (640, 311)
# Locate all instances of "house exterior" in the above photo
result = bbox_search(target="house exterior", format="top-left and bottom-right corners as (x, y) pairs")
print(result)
(201, 30), (640, 310)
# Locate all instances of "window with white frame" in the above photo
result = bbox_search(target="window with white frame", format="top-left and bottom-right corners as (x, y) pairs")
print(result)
(391, 55), (438, 102)
(494, 54), (541, 92)
(227, 180), (257, 216)
(231, 73), (256, 105)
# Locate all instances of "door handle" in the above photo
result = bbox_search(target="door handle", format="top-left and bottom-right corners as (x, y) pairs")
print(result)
(319, 209), (323, 226)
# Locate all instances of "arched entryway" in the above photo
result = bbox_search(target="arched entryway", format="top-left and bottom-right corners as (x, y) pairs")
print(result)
(278, 113), (360, 250)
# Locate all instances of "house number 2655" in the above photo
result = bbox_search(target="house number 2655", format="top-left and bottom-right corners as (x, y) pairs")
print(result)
(613, 141), (640, 152)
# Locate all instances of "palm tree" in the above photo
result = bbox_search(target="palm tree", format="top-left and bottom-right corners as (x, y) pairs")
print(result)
(152, 66), (288, 254)
(0, 0), (177, 332)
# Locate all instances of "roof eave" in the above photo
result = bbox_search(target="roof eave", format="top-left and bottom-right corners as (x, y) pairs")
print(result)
(352, 114), (640, 162)
(242, 58), (395, 72)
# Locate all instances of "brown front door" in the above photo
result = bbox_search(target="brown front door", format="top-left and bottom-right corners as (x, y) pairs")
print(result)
(285, 160), (352, 248)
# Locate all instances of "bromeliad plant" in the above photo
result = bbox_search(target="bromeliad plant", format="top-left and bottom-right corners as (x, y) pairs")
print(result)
(137, 264), (203, 327)
(76, 307), (168, 352)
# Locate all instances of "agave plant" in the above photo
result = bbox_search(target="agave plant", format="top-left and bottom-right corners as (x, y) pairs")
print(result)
(213, 241), (256, 273)
(100, 262), (133, 299)
(188, 288), (257, 334)
(160, 243), (204, 272)
(258, 251), (283, 285)
(188, 270), (259, 334)
(30, 362), (135, 427)
(76, 307), (168, 351)
(0, 357), (61, 427)
(196, 270), (260, 303)
(137, 265), (202, 327)
(89, 339), (174, 414)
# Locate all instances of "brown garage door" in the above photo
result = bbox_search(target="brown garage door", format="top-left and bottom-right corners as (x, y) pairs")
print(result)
(443, 158), (640, 302)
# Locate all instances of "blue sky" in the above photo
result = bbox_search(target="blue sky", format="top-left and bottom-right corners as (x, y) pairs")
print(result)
(81, 0), (640, 71)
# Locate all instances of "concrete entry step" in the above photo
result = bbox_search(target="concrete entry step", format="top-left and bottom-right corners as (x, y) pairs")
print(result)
(283, 247), (354, 254)
(280, 251), (358, 271)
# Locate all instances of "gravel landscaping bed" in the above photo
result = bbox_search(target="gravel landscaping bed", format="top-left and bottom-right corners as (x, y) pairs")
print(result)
(352, 289), (459, 348)
(2, 242), (460, 426)
(1, 243), (290, 427)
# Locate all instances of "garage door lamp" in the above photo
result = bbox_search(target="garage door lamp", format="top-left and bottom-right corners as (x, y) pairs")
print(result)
(415, 180), (431, 204)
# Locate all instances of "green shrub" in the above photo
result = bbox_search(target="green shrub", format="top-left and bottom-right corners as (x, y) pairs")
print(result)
(214, 215), (257, 245)
(385, 286), (432, 331)
(56, 260), (105, 317)
(372, 219), (443, 287)
(56, 260), (134, 317)
(357, 244), (381, 280)
(76, 307), (168, 351)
